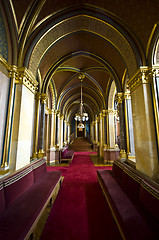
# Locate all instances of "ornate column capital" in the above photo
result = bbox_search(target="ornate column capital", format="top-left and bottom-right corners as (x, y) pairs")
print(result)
(60, 114), (64, 119)
(35, 92), (41, 100)
(40, 93), (47, 104)
(56, 110), (60, 116)
(123, 92), (131, 100)
(15, 67), (38, 94)
(151, 66), (159, 77)
(116, 92), (124, 103)
(99, 112), (103, 119)
(128, 66), (152, 93)
(105, 109), (117, 115)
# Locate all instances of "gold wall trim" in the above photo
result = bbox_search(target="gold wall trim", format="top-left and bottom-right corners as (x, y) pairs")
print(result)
(0, 56), (38, 94)
(128, 66), (150, 93)
(28, 15), (137, 78)
(105, 109), (117, 115)
(15, 67), (38, 94)
(115, 92), (123, 103)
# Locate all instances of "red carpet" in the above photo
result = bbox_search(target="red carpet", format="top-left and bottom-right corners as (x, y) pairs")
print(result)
(41, 152), (121, 240)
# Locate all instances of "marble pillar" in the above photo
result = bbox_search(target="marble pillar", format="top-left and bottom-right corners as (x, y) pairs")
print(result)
(38, 93), (47, 158)
(116, 92), (127, 160)
(128, 67), (159, 181)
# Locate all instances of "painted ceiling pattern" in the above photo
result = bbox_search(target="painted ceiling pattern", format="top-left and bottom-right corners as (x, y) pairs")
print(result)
(2, 0), (159, 121)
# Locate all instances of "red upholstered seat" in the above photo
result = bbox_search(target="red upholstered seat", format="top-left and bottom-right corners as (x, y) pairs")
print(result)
(60, 147), (74, 163)
(97, 170), (152, 240)
(0, 171), (61, 240)
(0, 182), (5, 215)
(0, 158), (62, 240)
(97, 163), (159, 240)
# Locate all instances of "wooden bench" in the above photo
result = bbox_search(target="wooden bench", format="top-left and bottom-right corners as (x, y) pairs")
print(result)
(60, 146), (74, 163)
(0, 158), (62, 240)
(97, 160), (159, 240)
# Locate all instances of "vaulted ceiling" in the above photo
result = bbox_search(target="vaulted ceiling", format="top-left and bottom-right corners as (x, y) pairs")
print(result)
(5, 0), (159, 121)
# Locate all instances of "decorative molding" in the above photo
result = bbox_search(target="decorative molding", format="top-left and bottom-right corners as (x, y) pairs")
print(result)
(0, 62), (39, 94)
(128, 66), (151, 93)
(123, 92), (131, 100)
(40, 93), (47, 104)
(3, 166), (32, 187)
(115, 92), (123, 103)
(15, 67), (38, 94)
(105, 109), (117, 115)
(28, 15), (137, 78)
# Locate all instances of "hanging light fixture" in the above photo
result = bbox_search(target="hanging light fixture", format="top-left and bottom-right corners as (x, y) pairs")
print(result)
(74, 74), (89, 123)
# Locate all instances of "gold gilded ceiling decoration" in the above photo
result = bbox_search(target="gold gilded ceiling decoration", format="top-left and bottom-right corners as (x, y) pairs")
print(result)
(28, 15), (138, 79)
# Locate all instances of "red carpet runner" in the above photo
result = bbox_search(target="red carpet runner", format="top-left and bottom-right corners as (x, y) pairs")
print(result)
(41, 152), (121, 240)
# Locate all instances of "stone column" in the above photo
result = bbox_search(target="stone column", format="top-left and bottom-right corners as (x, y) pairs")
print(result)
(64, 120), (67, 145)
(9, 68), (38, 170)
(123, 92), (136, 161)
(99, 113), (104, 157)
(68, 123), (70, 143)
(75, 121), (77, 138)
(128, 66), (159, 181)
(90, 122), (94, 143)
(104, 109), (120, 163)
(55, 110), (60, 148)
(102, 111), (107, 150)
(38, 93), (47, 158)
(116, 92), (127, 160)
(1, 66), (16, 173)
(107, 110), (116, 149)
(95, 118), (99, 144)
(32, 92), (41, 159)
(52, 110), (56, 147)
(60, 114), (64, 148)
(46, 109), (57, 165)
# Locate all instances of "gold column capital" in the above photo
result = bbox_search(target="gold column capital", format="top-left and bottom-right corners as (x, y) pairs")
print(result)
(48, 109), (54, 114)
(99, 112), (103, 119)
(60, 114), (64, 119)
(40, 93), (48, 104)
(96, 117), (99, 122)
(116, 92), (124, 103)
(128, 66), (152, 93)
(14, 67), (38, 94)
(105, 109), (117, 115)
(56, 110), (60, 115)
(123, 92), (131, 100)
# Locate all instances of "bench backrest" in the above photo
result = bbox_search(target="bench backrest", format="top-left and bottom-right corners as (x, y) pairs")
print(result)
(1, 158), (47, 209)
(61, 147), (68, 157)
(3, 166), (34, 208)
(32, 158), (47, 182)
(113, 160), (159, 221)
(0, 181), (5, 214)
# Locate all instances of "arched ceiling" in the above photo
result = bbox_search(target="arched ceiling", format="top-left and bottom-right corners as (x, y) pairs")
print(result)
(6, 0), (159, 121)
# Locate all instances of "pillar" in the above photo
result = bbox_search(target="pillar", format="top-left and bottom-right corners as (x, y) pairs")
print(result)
(124, 92), (136, 161)
(64, 120), (67, 145)
(32, 92), (40, 159)
(60, 114), (64, 148)
(55, 110), (60, 148)
(99, 113), (104, 156)
(68, 123), (70, 143)
(38, 93), (47, 158)
(128, 66), (159, 180)
(10, 68), (38, 170)
(0, 66), (16, 173)
(116, 92), (127, 160)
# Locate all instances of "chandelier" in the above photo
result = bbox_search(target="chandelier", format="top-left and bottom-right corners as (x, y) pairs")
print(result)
(74, 74), (89, 122)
